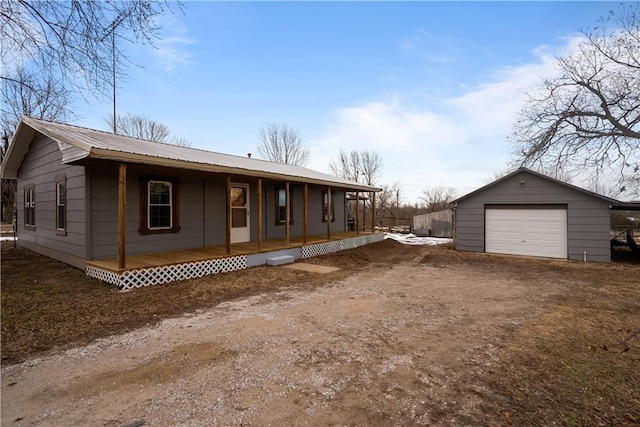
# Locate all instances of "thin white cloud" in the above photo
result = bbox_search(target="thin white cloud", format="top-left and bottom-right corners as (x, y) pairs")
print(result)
(399, 28), (430, 52)
(152, 14), (196, 72)
(310, 39), (581, 203)
(400, 28), (456, 64)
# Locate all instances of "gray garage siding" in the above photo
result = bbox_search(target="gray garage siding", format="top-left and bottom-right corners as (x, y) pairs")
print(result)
(16, 135), (87, 268)
(455, 170), (611, 262)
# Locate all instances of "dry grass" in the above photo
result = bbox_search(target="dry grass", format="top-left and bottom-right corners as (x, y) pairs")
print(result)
(1, 239), (413, 366)
(474, 268), (640, 426)
(2, 239), (639, 425)
(0, 244), (325, 365)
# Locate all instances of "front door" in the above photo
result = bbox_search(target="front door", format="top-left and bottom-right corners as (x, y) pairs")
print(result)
(230, 184), (250, 243)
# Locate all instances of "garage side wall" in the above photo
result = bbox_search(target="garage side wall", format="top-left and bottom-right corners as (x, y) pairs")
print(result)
(455, 171), (611, 262)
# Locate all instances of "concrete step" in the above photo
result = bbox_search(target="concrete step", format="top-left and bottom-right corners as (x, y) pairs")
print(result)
(266, 255), (295, 266)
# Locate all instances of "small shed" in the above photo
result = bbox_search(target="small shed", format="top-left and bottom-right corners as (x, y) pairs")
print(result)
(451, 168), (617, 263)
(411, 209), (453, 237)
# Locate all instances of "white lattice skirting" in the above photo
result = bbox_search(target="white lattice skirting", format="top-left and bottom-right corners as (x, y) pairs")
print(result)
(301, 233), (384, 259)
(87, 234), (384, 289)
(86, 255), (247, 290)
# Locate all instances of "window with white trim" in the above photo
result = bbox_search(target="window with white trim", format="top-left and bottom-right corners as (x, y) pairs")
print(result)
(56, 179), (66, 231)
(322, 190), (335, 222)
(275, 186), (294, 225)
(148, 180), (172, 229)
(139, 176), (180, 235)
(24, 185), (35, 228)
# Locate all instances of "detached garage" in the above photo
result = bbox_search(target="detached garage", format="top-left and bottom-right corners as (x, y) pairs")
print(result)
(452, 168), (617, 262)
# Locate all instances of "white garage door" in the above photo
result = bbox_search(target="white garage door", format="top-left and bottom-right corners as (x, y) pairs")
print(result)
(485, 208), (567, 259)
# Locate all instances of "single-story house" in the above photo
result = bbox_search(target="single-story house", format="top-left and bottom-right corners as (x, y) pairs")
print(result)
(451, 167), (632, 263)
(0, 117), (382, 288)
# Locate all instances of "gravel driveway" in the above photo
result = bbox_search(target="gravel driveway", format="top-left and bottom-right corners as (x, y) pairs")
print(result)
(2, 255), (564, 426)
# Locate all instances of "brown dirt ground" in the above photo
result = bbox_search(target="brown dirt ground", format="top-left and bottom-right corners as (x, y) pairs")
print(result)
(1, 239), (639, 426)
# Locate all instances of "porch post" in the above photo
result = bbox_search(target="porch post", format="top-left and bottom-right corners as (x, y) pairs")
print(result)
(303, 184), (308, 244)
(355, 190), (360, 236)
(226, 175), (231, 254)
(372, 191), (376, 233)
(326, 185), (332, 240)
(257, 178), (262, 250)
(285, 181), (290, 246)
(118, 162), (126, 270)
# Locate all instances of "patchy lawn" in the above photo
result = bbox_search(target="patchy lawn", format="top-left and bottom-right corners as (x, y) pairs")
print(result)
(1, 239), (416, 366)
(1, 240), (639, 425)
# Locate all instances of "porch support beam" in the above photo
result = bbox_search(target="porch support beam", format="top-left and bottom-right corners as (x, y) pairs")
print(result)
(225, 175), (231, 254)
(117, 162), (127, 270)
(285, 181), (290, 246)
(355, 190), (360, 236)
(372, 191), (376, 233)
(303, 184), (308, 244)
(257, 178), (262, 250)
(326, 185), (332, 240)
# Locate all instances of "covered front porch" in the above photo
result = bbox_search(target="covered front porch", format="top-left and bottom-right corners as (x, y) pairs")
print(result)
(86, 231), (384, 290)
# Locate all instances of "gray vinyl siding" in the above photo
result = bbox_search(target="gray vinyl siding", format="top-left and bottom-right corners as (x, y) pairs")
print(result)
(455, 171), (611, 262)
(262, 184), (346, 240)
(90, 170), (349, 258)
(203, 176), (227, 247)
(91, 165), (206, 259)
(16, 135), (87, 268)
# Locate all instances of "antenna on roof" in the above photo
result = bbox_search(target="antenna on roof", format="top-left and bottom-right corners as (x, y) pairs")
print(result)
(102, 12), (126, 134)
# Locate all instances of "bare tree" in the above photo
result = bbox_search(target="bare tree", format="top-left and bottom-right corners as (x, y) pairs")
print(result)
(257, 123), (309, 166)
(329, 150), (360, 181)
(420, 186), (457, 213)
(359, 150), (383, 186)
(393, 184), (402, 211)
(104, 113), (192, 146)
(511, 3), (640, 196)
(0, 66), (75, 223)
(1, 2), (179, 222)
(1, 1), (178, 96)
(1, 134), (16, 222)
(484, 168), (514, 184)
(375, 182), (400, 229)
(329, 149), (383, 185)
(169, 136), (193, 148)
(0, 67), (74, 137)
(330, 149), (383, 229)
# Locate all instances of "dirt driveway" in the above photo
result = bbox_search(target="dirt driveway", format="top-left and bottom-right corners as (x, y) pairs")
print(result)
(2, 242), (639, 426)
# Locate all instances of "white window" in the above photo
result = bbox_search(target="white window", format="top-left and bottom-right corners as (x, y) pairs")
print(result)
(275, 187), (293, 225)
(148, 180), (172, 229)
(56, 180), (66, 231)
(322, 190), (335, 222)
(24, 186), (35, 227)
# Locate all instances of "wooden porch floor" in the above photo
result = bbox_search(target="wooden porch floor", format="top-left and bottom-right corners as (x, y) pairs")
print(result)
(86, 231), (374, 272)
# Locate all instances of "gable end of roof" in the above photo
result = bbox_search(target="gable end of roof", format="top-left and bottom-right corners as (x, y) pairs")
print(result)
(452, 167), (619, 205)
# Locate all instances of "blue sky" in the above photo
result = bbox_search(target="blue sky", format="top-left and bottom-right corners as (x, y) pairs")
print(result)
(76, 1), (620, 204)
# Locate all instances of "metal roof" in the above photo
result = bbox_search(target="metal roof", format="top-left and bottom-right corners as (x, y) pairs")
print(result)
(1, 117), (381, 192)
(451, 167), (621, 205)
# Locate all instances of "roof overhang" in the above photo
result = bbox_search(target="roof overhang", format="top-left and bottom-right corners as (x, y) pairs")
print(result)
(452, 167), (619, 205)
(88, 148), (380, 191)
(0, 119), (36, 179)
(1, 117), (381, 193)
(611, 201), (640, 211)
